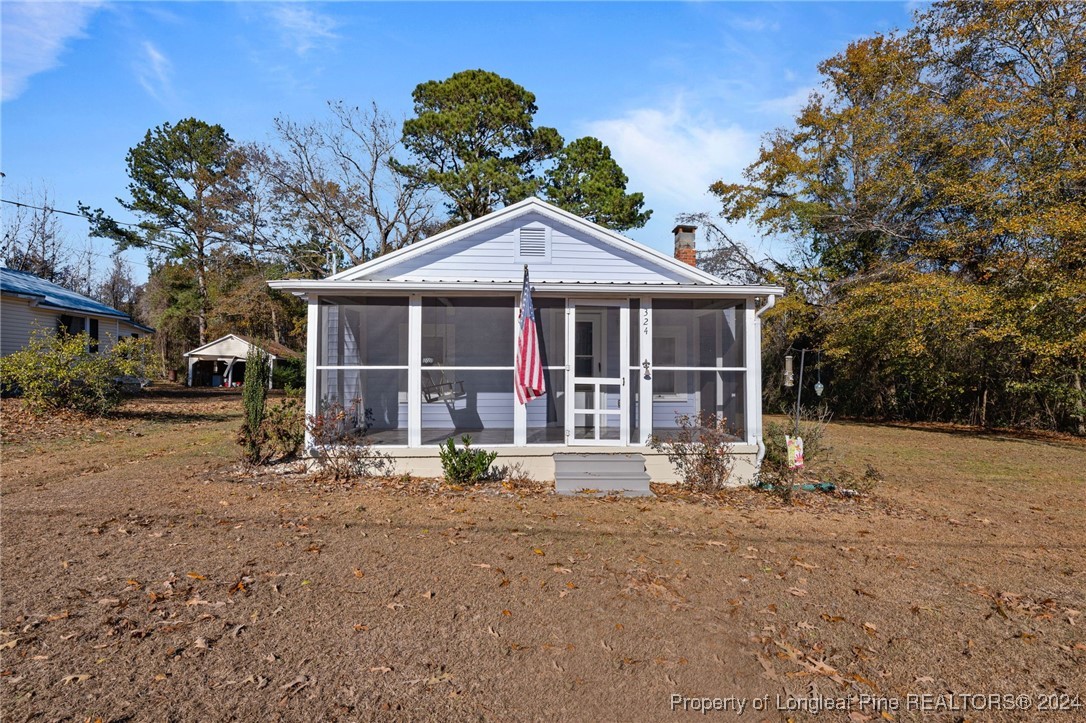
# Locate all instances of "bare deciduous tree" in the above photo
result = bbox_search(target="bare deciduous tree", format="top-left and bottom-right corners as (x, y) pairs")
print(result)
(254, 100), (435, 273)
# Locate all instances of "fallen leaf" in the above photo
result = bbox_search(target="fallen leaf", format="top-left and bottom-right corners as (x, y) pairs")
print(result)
(186, 572), (207, 581)
(423, 591), (435, 599)
(533, 548), (545, 556)
(862, 622), (878, 636)
(501, 609), (512, 617)
(369, 666), (392, 673)
(0, 640), (16, 651)
(61, 674), (92, 684)
(788, 587), (808, 597)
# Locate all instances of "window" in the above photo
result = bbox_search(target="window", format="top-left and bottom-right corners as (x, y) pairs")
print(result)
(651, 327), (686, 401)
(88, 319), (99, 353)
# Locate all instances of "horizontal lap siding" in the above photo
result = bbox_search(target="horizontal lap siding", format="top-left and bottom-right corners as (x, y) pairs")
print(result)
(1, 299), (59, 356)
(421, 394), (514, 428)
(375, 214), (691, 284)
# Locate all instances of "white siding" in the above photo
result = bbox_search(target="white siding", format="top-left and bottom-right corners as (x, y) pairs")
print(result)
(187, 335), (254, 359)
(0, 297), (142, 356)
(1, 297), (61, 356)
(369, 213), (693, 285)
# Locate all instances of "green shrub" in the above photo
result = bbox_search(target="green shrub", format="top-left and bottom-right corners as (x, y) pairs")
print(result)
(262, 391), (305, 461)
(649, 412), (738, 491)
(272, 358), (304, 389)
(0, 330), (154, 416)
(239, 347), (272, 464)
(439, 435), (498, 485)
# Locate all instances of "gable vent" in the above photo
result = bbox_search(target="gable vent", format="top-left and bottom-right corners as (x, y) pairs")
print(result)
(516, 225), (551, 262)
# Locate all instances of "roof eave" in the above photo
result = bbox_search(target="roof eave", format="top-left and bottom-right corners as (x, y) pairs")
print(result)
(268, 279), (786, 297)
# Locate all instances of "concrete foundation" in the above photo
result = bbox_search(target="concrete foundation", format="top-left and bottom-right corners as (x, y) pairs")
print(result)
(341, 444), (760, 486)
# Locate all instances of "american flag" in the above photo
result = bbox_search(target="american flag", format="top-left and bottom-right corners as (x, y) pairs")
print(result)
(515, 266), (546, 404)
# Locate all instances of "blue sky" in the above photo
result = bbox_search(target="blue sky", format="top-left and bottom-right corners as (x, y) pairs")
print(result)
(1, 1), (919, 282)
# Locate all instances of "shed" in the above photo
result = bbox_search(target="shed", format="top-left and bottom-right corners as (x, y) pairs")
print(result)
(1, 267), (153, 357)
(184, 334), (300, 388)
(268, 197), (784, 485)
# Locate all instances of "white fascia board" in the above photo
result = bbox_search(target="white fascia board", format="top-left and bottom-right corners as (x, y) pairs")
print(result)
(268, 279), (786, 297)
(327, 197), (728, 286)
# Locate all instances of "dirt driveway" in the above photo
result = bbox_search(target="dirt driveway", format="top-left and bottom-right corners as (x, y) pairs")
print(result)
(2, 388), (1083, 721)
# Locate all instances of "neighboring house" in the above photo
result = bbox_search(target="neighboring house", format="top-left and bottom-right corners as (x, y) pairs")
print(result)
(0, 267), (153, 356)
(184, 334), (300, 388)
(269, 197), (784, 484)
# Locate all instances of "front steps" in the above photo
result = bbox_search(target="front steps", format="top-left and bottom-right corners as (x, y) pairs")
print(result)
(553, 453), (653, 497)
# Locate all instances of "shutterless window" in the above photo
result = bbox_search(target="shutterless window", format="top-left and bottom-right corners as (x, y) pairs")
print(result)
(88, 319), (99, 353)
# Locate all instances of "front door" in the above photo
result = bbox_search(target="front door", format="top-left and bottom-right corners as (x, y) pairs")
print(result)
(567, 301), (627, 444)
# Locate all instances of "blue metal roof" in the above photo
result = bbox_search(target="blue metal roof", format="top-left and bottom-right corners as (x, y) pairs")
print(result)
(0, 267), (154, 332)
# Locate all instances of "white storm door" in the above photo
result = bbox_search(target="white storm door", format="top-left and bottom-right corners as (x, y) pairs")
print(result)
(566, 300), (627, 445)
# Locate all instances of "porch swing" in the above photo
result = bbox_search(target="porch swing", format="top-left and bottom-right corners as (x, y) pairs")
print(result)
(422, 369), (466, 403)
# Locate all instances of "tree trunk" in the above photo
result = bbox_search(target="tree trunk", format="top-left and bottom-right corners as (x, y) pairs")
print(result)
(195, 241), (208, 345)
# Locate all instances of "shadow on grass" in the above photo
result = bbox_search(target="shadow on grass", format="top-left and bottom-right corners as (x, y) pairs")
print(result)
(826, 417), (1086, 452)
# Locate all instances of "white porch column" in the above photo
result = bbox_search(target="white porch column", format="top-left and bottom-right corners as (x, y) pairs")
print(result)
(408, 295), (422, 447)
(619, 298), (630, 445)
(744, 297), (761, 447)
(638, 299), (653, 445)
(513, 291), (526, 446)
(186, 357), (194, 386)
(268, 357), (275, 390)
(304, 297), (320, 450)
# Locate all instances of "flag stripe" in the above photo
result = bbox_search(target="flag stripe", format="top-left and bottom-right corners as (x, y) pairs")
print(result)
(515, 267), (545, 404)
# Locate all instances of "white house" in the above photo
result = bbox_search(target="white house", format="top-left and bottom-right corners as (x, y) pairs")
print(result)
(269, 197), (783, 484)
(184, 334), (300, 388)
(1, 267), (153, 356)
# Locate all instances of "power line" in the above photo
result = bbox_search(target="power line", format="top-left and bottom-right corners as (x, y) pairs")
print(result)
(1, 198), (145, 229)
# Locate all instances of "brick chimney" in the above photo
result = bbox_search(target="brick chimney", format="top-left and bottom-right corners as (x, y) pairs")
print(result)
(673, 224), (697, 267)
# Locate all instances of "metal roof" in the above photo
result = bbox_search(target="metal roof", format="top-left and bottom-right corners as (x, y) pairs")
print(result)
(0, 267), (155, 332)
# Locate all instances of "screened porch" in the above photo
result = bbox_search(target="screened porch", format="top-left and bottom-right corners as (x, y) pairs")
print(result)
(313, 294), (749, 448)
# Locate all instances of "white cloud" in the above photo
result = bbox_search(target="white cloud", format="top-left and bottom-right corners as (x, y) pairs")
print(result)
(756, 84), (820, 118)
(269, 4), (339, 56)
(135, 40), (173, 103)
(585, 99), (758, 208)
(728, 16), (780, 33)
(1, 1), (102, 102)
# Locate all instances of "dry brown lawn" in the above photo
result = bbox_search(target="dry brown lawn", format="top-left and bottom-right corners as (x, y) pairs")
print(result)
(1, 387), (1083, 722)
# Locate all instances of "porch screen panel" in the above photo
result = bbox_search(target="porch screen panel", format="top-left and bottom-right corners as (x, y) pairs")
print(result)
(526, 299), (565, 444)
(319, 297), (408, 366)
(421, 297), (515, 445)
(315, 369), (409, 445)
(652, 300), (746, 441)
(317, 297), (410, 446)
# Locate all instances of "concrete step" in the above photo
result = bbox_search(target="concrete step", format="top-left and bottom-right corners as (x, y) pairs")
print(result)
(553, 453), (653, 497)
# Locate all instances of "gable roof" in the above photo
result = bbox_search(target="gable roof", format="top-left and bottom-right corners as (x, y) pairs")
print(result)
(269, 197), (785, 297)
(184, 333), (301, 360)
(330, 197), (725, 285)
(1, 267), (154, 332)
